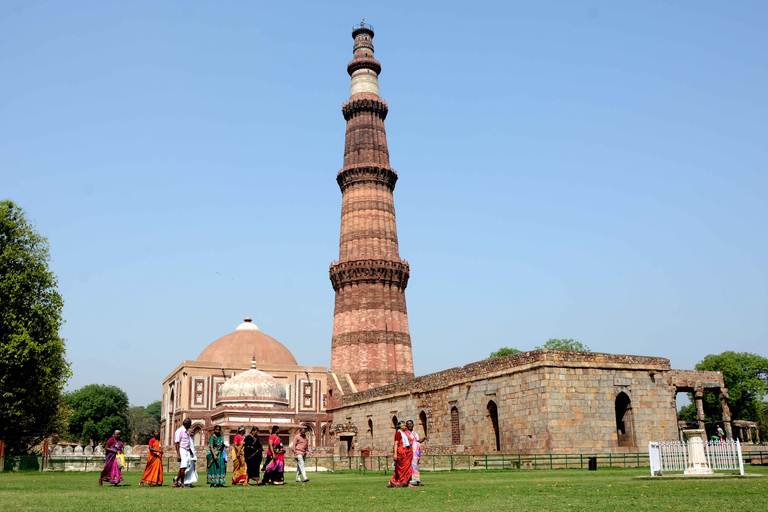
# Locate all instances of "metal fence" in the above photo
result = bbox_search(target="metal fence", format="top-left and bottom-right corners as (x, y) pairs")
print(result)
(2, 449), (767, 473)
(649, 439), (746, 476)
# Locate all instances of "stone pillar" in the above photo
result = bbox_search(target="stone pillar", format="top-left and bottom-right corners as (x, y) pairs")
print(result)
(720, 389), (733, 439)
(683, 429), (714, 475)
(747, 427), (753, 443)
(694, 389), (706, 430)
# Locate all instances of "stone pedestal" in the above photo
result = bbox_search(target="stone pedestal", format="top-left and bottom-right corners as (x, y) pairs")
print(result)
(683, 429), (714, 475)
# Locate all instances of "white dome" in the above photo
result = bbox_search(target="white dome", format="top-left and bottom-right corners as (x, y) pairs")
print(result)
(219, 368), (287, 403)
(235, 317), (260, 331)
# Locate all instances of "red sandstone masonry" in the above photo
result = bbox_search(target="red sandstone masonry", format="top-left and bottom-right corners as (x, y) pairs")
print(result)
(330, 25), (414, 391)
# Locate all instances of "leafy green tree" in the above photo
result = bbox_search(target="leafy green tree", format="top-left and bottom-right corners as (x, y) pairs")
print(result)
(144, 400), (162, 425)
(488, 347), (522, 359)
(677, 403), (697, 422)
(127, 406), (159, 445)
(537, 339), (591, 352)
(65, 384), (129, 446)
(0, 200), (71, 454)
(695, 351), (768, 423)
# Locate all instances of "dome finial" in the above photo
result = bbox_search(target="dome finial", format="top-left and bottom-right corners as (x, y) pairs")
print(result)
(251, 354), (256, 370)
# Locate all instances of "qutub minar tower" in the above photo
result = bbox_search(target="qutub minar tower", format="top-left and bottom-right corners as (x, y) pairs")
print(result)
(329, 22), (415, 391)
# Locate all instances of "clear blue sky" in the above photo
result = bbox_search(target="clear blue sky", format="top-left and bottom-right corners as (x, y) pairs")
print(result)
(2, 1), (766, 407)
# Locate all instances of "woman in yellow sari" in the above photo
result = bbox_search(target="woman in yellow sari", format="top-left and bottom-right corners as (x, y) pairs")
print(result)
(140, 430), (164, 486)
(231, 426), (248, 485)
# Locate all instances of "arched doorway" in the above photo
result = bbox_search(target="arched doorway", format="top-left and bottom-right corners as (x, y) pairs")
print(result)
(487, 400), (500, 451)
(418, 411), (428, 438)
(615, 392), (635, 447)
(450, 406), (460, 445)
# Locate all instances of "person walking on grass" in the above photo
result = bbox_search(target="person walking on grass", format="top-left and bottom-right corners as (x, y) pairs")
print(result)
(173, 418), (193, 488)
(293, 426), (311, 483)
(387, 421), (413, 488)
(406, 420), (427, 486)
(140, 429), (163, 486)
(99, 430), (124, 486)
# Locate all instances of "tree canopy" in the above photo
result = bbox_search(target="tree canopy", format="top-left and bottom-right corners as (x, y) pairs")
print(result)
(0, 200), (71, 454)
(488, 347), (522, 359)
(127, 406), (159, 445)
(537, 339), (591, 352)
(695, 351), (768, 423)
(144, 400), (162, 425)
(65, 384), (129, 446)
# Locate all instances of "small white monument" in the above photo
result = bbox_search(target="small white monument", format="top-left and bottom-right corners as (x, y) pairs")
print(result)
(683, 429), (714, 475)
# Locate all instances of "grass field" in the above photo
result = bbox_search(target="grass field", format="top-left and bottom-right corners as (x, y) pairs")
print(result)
(1, 467), (766, 512)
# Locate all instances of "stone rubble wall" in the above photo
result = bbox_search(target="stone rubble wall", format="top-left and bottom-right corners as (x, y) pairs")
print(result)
(332, 350), (679, 455)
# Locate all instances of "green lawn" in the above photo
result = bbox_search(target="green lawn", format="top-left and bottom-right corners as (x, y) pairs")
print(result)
(0, 467), (766, 512)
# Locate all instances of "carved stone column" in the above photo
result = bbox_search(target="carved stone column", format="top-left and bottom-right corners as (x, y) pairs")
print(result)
(720, 388), (733, 439)
(694, 389), (706, 430)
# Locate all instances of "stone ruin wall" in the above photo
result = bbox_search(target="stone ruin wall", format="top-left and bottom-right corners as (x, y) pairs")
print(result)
(332, 349), (681, 455)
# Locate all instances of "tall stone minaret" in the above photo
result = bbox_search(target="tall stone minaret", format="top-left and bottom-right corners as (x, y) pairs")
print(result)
(329, 22), (414, 391)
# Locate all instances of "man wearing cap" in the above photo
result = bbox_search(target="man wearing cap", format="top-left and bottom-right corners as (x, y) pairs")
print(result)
(292, 426), (311, 483)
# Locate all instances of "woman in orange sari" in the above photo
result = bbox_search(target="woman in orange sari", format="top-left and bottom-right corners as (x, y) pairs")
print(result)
(387, 421), (413, 487)
(140, 430), (164, 486)
(231, 426), (248, 485)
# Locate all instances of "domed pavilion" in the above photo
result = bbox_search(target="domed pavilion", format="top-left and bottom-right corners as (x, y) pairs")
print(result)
(161, 318), (330, 449)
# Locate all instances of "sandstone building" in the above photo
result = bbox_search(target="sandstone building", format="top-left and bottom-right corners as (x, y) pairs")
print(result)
(159, 23), (732, 458)
(160, 318), (329, 449)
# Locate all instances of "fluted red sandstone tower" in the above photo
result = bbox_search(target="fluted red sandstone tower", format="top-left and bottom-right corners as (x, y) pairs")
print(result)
(329, 22), (414, 391)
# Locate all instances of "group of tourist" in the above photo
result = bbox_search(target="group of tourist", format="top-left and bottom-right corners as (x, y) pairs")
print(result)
(388, 420), (427, 488)
(98, 420), (312, 487)
(98, 418), (425, 489)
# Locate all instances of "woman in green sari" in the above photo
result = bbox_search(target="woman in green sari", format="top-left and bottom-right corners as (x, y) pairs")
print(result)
(207, 425), (226, 487)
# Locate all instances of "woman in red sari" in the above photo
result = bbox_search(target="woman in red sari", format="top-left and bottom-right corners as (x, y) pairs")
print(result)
(140, 429), (164, 486)
(387, 421), (414, 487)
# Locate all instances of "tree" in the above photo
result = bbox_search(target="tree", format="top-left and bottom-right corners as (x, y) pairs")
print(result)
(537, 339), (591, 352)
(677, 403), (696, 422)
(488, 347), (522, 359)
(145, 400), (162, 425)
(65, 384), (129, 446)
(126, 406), (159, 445)
(0, 200), (71, 454)
(695, 351), (768, 423)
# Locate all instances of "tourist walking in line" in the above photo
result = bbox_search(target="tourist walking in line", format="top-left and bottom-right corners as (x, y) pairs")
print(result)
(231, 426), (248, 485)
(406, 420), (427, 486)
(173, 418), (193, 488)
(99, 430), (124, 486)
(244, 427), (263, 485)
(207, 425), (226, 487)
(262, 425), (280, 472)
(140, 429), (163, 486)
(183, 438), (199, 486)
(261, 431), (285, 485)
(293, 426), (311, 483)
(387, 421), (413, 487)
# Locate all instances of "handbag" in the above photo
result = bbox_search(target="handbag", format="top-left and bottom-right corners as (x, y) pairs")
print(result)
(116, 453), (126, 468)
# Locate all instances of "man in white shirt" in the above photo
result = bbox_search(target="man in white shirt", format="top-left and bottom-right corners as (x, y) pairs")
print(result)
(173, 418), (193, 487)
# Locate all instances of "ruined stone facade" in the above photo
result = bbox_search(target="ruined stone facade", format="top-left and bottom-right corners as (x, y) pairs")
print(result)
(330, 350), (726, 455)
(329, 23), (415, 391)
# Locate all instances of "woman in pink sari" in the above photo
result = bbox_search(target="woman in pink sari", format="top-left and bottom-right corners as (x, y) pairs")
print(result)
(99, 430), (124, 486)
(405, 420), (427, 486)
